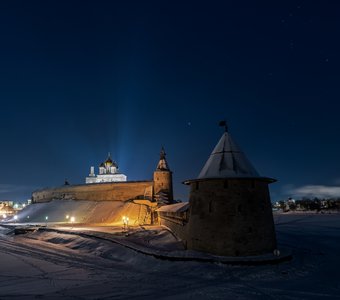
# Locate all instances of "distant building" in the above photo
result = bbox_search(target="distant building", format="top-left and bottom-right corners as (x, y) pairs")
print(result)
(0, 200), (14, 207)
(85, 153), (127, 184)
(0, 202), (15, 216)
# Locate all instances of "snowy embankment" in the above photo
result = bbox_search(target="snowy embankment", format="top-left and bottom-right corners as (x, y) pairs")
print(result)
(8, 226), (289, 264)
(8, 201), (290, 263)
(0, 213), (340, 299)
(10, 199), (144, 225)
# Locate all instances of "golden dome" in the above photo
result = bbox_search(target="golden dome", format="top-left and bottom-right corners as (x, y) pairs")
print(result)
(105, 157), (113, 166)
(104, 153), (118, 168)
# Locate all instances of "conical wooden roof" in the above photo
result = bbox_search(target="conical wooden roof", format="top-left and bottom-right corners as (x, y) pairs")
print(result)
(156, 147), (170, 171)
(198, 132), (260, 179)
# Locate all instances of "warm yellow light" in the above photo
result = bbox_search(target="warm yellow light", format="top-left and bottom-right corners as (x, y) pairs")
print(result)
(70, 216), (75, 223)
(122, 216), (129, 228)
(66, 215), (70, 219)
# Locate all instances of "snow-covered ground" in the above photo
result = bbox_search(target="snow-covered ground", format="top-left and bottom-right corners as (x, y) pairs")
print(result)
(0, 214), (339, 299)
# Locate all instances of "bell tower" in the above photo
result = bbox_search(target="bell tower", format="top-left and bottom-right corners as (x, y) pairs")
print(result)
(153, 147), (173, 204)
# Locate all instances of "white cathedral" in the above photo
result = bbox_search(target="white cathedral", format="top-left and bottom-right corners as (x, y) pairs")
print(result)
(85, 153), (127, 184)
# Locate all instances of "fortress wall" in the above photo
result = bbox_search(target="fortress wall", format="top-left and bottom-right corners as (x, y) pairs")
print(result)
(32, 181), (154, 203)
(158, 218), (188, 246)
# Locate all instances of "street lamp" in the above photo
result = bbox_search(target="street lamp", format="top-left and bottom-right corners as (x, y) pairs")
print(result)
(70, 216), (75, 223)
(122, 216), (126, 230)
(122, 216), (129, 232)
(45, 216), (48, 227)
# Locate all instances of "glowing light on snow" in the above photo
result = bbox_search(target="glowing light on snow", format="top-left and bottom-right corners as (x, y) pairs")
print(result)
(122, 216), (129, 231)
(70, 216), (75, 223)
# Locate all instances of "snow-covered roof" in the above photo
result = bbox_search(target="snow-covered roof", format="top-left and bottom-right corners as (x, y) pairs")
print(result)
(156, 202), (189, 213)
(198, 132), (260, 179)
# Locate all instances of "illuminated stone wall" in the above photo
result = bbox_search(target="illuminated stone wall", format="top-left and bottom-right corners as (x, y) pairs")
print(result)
(32, 181), (154, 203)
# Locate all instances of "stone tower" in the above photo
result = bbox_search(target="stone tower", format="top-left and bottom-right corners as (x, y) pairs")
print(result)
(153, 147), (174, 204)
(183, 128), (277, 256)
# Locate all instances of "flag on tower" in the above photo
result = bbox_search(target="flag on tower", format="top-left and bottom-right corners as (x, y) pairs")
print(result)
(219, 120), (228, 132)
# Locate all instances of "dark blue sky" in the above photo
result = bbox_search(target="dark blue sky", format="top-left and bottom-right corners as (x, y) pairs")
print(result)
(0, 0), (340, 202)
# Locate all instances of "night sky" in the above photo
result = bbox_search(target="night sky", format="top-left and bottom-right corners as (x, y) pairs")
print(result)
(1, 0), (340, 202)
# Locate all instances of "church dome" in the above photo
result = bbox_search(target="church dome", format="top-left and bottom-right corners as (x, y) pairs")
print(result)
(104, 153), (118, 168)
(111, 160), (118, 168)
(105, 157), (113, 167)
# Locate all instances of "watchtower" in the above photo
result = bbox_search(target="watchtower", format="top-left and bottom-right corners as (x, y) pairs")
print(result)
(153, 147), (174, 204)
(183, 126), (277, 256)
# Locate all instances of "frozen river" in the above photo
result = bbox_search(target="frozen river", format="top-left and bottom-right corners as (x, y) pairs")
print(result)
(0, 213), (339, 299)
